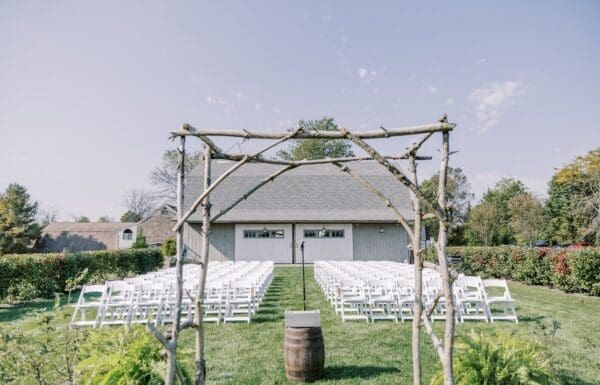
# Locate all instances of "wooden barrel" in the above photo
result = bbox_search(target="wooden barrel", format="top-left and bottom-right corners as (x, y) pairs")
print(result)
(284, 327), (325, 382)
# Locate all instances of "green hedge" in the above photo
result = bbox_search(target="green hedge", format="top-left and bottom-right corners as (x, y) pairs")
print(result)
(447, 246), (600, 296)
(0, 249), (164, 302)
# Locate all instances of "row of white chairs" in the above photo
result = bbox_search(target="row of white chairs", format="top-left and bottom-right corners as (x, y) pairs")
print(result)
(71, 261), (274, 328)
(315, 261), (517, 323)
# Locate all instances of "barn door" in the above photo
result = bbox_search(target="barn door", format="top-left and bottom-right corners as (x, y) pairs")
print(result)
(294, 224), (353, 263)
(235, 224), (293, 263)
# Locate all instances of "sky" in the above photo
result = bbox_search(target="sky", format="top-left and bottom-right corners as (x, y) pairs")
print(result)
(1, 1), (599, 221)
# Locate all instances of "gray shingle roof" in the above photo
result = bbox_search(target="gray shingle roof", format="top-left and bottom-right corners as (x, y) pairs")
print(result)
(184, 160), (414, 223)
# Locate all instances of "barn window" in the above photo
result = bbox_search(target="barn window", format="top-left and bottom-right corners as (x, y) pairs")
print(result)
(123, 229), (133, 240)
(304, 229), (344, 238)
(243, 229), (284, 239)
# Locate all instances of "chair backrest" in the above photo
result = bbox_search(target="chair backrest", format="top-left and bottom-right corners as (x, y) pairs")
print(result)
(482, 278), (512, 299)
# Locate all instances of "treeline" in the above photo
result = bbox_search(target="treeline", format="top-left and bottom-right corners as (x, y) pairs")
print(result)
(423, 147), (599, 246)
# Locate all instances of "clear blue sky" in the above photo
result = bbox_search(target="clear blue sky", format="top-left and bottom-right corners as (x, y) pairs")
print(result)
(1, 1), (599, 221)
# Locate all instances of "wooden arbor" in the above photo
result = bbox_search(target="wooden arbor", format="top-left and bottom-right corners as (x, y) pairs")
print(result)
(151, 119), (458, 385)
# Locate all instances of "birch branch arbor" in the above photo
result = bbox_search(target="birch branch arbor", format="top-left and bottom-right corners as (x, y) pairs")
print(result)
(156, 118), (457, 385)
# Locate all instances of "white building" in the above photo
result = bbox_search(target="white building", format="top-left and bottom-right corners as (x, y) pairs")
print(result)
(183, 161), (415, 264)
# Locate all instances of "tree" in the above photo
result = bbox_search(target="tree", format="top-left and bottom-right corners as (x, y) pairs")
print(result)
(74, 216), (90, 223)
(162, 237), (176, 257)
(38, 206), (58, 228)
(120, 211), (140, 222)
(466, 202), (501, 246)
(131, 229), (148, 249)
(276, 117), (355, 160)
(481, 178), (528, 244)
(545, 148), (600, 244)
(150, 149), (202, 203)
(0, 183), (41, 254)
(508, 193), (544, 246)
(421, 167), (474, 245)
(97, 216), (112, 223)
(122, 189), (154, 222)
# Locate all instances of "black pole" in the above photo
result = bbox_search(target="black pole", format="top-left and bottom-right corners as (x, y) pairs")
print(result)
(301, 241), (306, 311)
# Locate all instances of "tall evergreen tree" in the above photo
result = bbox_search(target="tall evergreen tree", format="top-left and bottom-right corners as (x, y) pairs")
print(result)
(0, 183), (41, 254)
(276, 117), (354, 160)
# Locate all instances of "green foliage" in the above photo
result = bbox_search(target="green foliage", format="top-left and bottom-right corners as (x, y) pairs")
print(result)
(473, 178), (528, 245)
(276, 117), (355, 160)
(131, 229), (148, 249)
(75, 216), (91, 223)
(465, 202), (501, 246)
(508, 193), (545, 246)
(76, 327), (165, 385)
(545, 148), (600, 244)
(421, 167), (474, 245)
(431, 331), (552, 385)
(161, 237), (176, 256)
(120, 210), (141, 222)
(450, 246), (600, 295)
(0, 183), (41, 255)
(0, 296), (89, 385)
(0, 249), (163, 302)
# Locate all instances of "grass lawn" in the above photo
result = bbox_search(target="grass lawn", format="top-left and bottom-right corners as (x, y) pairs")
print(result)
(2, 266), (600, 384)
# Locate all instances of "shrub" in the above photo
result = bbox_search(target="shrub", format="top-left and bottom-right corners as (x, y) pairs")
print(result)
(449, 246), (600, 296)
(161, 237), (176, 257)
(0, 249), (163, 302)
(431, 331), (552, 385)
(131, 229), (148, 249)
(76, 327), (166, 385)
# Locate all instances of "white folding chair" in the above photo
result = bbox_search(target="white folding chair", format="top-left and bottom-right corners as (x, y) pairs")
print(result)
(483, 279), (518, 323)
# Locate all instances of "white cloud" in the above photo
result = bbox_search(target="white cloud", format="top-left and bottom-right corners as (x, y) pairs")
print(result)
(446, 98), (454, 105)
(255, 103), (261, 111)
(273, 107), (280, 114)
(235, 91), (247, 101)
(206, 95), (226, 105)
(341, 35), (349, 44)
(468, 80), (527, 132)
(427, 85), (438, 94)
(322, 15), (331, 22)
(477, 58), (487, 64)
(357, 67), (376, 80)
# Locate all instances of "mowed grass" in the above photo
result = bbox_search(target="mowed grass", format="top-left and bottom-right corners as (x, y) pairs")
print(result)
(2, 266), (600, 384)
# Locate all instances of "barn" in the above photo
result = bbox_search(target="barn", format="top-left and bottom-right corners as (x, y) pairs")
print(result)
(183, 160), (415, 264)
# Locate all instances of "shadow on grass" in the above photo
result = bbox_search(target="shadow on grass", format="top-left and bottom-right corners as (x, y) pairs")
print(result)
(0, 294), (73, 323)
(323, 365), (400, 380)
(252, 276), (286, 324)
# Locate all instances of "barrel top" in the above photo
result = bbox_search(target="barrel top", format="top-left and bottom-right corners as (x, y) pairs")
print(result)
(285, 310), (321, 328)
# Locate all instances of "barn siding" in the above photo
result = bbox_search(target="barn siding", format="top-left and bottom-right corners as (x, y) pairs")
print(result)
(184, 223), (234, 261)
(352, 223), (409, 262)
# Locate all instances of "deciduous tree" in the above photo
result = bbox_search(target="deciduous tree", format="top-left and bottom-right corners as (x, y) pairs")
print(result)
(276, 117), (354, 160)
(421, 167), (473, 245)
(466, 202), (501, 246)
(122, 189), (155, 222)
(545, 148), (600, 244)
(481, 178), (527, 244)
(150, 149), (201, 203)
(508, 193), (544, 246)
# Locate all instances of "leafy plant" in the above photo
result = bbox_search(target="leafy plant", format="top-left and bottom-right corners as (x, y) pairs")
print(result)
(161, 237), (176, 257)
(76, 327), (166, 385)
(431, 331), (553, 385)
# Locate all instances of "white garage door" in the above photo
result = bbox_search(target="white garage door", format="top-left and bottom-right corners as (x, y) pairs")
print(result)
(295, 223), (353, 263)
(234, 224), (293, 263)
